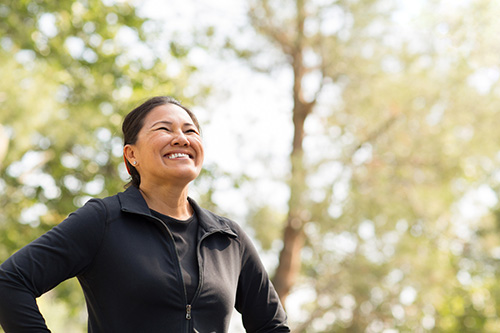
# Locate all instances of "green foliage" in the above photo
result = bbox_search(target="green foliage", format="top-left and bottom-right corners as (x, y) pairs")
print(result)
(239, 0), (500, 331)
(0, 0), (208, 330)
(6, 0), (500, 331)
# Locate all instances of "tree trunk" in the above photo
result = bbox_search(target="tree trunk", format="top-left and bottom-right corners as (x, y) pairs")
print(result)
(272, 99), (311, 304)
(272, 1), (314, 301)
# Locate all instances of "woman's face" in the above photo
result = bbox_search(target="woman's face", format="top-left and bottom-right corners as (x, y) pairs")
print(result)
(124, 103), (204, 187)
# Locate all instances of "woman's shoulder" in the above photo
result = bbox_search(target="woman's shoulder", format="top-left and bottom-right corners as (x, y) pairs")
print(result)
(67, 191), (122, 223)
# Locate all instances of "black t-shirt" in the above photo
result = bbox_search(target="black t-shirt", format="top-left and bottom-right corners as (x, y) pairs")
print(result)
(151, 209), (199, 303)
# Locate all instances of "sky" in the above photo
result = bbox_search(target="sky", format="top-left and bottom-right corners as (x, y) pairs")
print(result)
(137, 0), (294, 220)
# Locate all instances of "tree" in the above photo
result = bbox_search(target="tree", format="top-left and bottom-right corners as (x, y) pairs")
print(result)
(244, 0), (397, 305)
(234, 0), (500, 331)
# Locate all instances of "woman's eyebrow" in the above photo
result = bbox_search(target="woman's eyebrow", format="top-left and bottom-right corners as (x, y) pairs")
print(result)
(150, 121), (195, 128)
(151, 121), (172, 128)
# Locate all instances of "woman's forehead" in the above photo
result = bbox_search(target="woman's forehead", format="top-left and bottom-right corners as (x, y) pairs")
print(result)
(145, 104), (194, 125)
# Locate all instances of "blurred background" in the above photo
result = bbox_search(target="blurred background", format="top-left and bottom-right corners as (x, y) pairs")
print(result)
(2, 0), (500, 331)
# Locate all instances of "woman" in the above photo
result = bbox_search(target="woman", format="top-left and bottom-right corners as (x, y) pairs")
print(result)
(0, 96), (290, 332)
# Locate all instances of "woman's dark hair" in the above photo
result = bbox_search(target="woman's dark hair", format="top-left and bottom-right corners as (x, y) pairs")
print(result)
(122, 96), (200, 188)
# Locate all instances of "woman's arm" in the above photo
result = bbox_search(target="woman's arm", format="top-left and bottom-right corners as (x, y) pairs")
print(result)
(0, 199), (107, 332)
(235, 229), (290, 333)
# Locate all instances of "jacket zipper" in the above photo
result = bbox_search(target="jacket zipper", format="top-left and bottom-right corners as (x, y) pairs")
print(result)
(182, 231), (224, 328)
(123, 210), (192, 330)
(123, 208), (235, 331)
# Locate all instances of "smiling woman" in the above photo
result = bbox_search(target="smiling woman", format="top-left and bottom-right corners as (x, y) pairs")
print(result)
(122, 96), (201, 189)
(122, 97), (205, 217)
(0, 96), (290, 333)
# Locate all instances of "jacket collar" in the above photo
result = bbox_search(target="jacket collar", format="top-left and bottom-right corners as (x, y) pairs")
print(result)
(117, 186), (237, 238)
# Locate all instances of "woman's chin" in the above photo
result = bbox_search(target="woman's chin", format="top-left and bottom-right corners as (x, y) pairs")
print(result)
(163, 168), (201, 183)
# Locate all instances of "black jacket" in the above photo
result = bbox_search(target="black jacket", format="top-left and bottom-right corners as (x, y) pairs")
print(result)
(0, 186), (289, 332)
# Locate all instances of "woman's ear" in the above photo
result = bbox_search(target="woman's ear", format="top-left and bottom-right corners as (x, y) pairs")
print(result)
(123, 144), (136, 165)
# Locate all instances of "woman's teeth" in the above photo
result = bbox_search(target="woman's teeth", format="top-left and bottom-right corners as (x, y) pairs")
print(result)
(168, 153), (189, 159)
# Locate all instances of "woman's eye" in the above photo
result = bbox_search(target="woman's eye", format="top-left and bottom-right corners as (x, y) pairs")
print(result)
(158, 127), (171, 132)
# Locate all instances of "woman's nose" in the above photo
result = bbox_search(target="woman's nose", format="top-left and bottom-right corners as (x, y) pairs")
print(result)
(172, 131), (189, 146)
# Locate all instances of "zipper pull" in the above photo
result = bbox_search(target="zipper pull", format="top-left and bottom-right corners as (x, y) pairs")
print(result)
(186, 304), (192, 320)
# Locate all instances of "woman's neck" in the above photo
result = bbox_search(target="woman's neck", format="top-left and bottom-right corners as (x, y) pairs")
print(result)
(138, 182), (192, 220)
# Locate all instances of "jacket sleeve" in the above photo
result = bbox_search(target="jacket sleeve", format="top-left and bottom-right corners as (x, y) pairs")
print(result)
(0, 199), (107, 332)
(234, 227), (290, 333)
